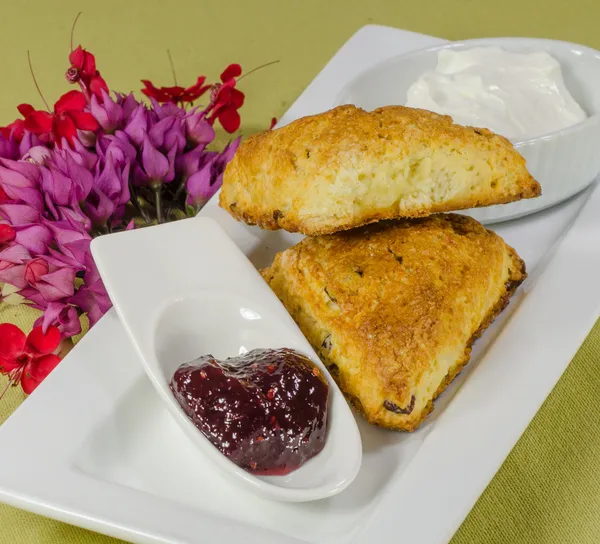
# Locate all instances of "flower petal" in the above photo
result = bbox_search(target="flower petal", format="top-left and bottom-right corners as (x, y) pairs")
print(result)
(17, 104), (36, 118)
(54, 90), (87, 114)
(220, 64), (242, 82)
(37, 302), (82, 337)
(14, 223), (52, 255)
(0, 203), (40, 224)
(218, 108), (241, 133)
(89, 75), (109, 99)
(69, 46), (85, 71)
(124, 105), (149, 147)
(68, 111), (100, 132)
(26, 325), (61, 355)
(36, 267), (76, 301)
(141, 135), (169, 182)
(53, 115), (77, 146)
(24, 111), (53, 134)
(0, 323), (26, 365)
(0, 223), (16, 243)
(21, 353), (61, 394)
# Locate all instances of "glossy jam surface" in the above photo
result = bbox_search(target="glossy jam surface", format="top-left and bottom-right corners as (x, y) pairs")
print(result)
(170, 348), (329, 475)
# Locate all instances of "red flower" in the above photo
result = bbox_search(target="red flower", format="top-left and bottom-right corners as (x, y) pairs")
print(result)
(22, 90), (99, 147)
(270, 117), (277, 130)
(67, 45), (108, 100)
(0, 224), (16, 244)
(0, 105), (34, 142)
(0, 323), (61, 395)
(141, 76), (211, 105)
(207, 64), (245, 133)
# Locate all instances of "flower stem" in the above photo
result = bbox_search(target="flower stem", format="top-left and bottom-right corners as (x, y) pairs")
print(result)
(27, 51), (50, 111)
(154, 186), (164, 224)
(70, 12), (83, 52)
(167, 49), (178, 86)
(237, 60), (280, 82)
(129, 182), (150, 222)
(0, 374), (15, 402)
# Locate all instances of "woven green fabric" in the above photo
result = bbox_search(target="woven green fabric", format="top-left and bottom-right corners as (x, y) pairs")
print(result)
(1, 1), (599, 542)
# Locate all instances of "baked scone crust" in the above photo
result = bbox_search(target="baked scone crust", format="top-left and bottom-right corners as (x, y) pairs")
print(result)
(261, 214), (526, 431)
(220, 105), (541, 235)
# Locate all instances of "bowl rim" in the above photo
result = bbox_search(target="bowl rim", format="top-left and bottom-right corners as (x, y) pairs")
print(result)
(334, 36), (600, 145)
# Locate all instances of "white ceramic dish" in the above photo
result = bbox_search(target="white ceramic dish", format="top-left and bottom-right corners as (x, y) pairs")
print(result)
(335, 37), (600, 225)
(90, 217), (362, 502)
(0, 25), (599, 544)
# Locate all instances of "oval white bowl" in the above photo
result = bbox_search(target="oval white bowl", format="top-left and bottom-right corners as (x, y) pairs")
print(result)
(335, 37), (600, 224)
(91, 217), (362, 502)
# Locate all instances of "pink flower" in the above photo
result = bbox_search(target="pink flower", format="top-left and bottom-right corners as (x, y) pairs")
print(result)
(0, 159), (43, 211)
(0, 244), (30, 288)
(13, 223), (52, 255)
(24, 257), (49, 284)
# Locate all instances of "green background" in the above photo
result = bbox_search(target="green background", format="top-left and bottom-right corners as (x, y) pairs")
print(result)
(1, 1), (600, 542)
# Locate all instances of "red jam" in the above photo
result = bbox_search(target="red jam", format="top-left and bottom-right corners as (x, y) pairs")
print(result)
(170, 348), (329, 475)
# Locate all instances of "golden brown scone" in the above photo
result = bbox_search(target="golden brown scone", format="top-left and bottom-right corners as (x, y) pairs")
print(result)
(261, 214), (526, 431)
(220, 105), (540, 235)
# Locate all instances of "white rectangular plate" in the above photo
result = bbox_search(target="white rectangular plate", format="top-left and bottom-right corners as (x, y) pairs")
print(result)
(0, 24), (599, 544)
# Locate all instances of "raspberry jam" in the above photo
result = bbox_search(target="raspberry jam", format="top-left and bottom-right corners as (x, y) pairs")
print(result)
(170, 348), (329, 475)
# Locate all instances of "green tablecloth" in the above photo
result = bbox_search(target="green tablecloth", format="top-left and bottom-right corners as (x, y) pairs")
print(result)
(2, 1), (600, 542)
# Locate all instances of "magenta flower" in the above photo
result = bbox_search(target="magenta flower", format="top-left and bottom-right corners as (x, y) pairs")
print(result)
(61, 138), (98, 171)
(0, 160), (43, 210)
(97, 133), (136, 167)
(185, 111), (215, 146)
(0, 136), (19, 161)
(148, 97), (186, 120)
(18, 132), (42, 160)
(91, 89), (124, 133)
(186, 137), (240, 209)
(115, 92), (140, 122)
(149, 117), (186, 154)
(124, 104), (151, 147)
(138, 135), (176, 186)
(34, 302), (81, 337)
(175, 144), (207, 183)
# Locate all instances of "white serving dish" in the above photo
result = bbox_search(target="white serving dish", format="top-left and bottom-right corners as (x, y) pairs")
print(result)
(0, 25), (599, 544)
(335, 37), (600, 224)
(90, 217), (362, 502)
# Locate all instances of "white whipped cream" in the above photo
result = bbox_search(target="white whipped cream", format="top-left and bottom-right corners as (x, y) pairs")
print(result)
(405, 47), (587, 140)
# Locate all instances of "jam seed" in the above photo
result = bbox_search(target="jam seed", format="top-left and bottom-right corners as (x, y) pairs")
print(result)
(249, 461), (257, 470)
(312, 368), (320, 376)
(267, 388), (275, 400)
(267, 364), (276, 374)
(256, 436), (264, 442)
(200, 370), (207, 379)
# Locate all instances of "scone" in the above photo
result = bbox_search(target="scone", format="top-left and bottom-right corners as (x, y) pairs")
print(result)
(261, 214), (526, 431)
(220, 105), (540, 235)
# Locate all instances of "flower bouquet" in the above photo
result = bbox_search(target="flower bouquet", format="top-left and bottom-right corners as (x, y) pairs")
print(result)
(0, 18), (266, 396)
